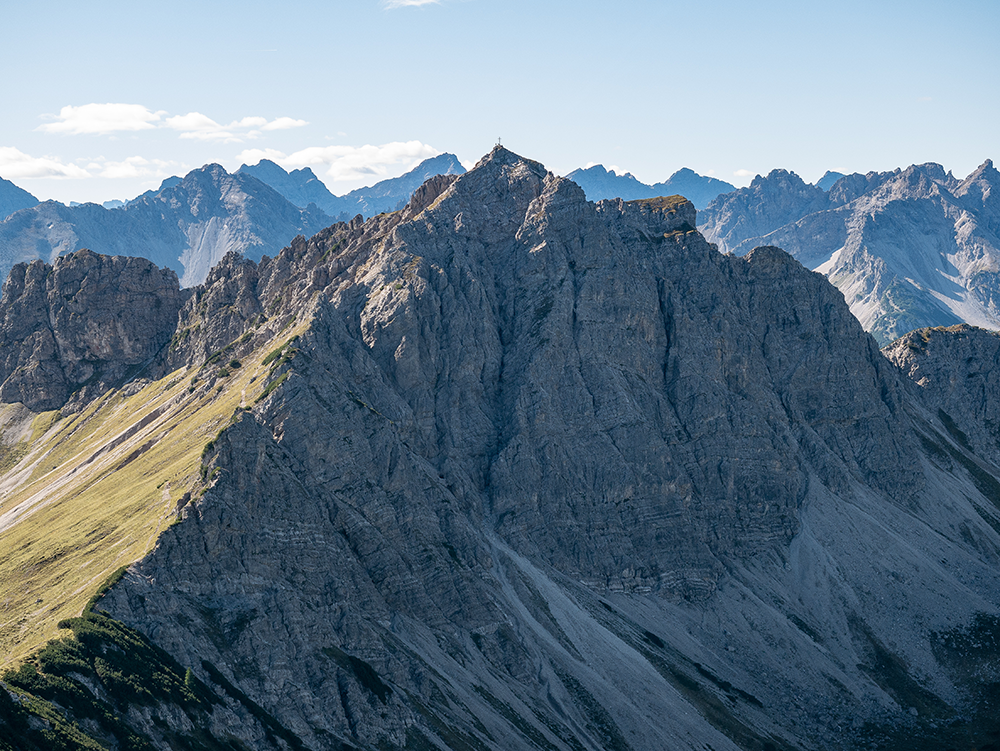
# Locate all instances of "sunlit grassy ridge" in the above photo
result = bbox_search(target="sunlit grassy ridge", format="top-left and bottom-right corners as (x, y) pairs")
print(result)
(0, 318), (310, 667)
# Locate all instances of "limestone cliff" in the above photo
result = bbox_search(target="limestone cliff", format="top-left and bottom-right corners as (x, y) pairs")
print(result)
(0, 249), (186, 411)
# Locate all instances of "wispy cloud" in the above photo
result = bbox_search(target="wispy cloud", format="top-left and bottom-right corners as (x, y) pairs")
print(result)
(0, 147), (187, 181)
(38, 103), (166, 135)
(87, 156), (184, 179)
(263, 117), (309, 131)
(165, 112), (308, 142)
(734, 169), (754, 178)
(237, 141), (440, 182)
(0, 147), (90, 178)
(384, 0), (441, 7)
(38, 104), (308, 143)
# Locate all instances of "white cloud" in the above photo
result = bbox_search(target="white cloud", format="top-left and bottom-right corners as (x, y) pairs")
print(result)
(163, 112), (220, 132)
(262, 117), (308, 131)
(38, 103), (165, 135)
(384, 0), (441, 7)
(165, 112), (308, 142)
(164, 112), (239, 142)
(37, 104), (309, 144)
(734, 169), (754, 178)
(0, 147), (90, 179)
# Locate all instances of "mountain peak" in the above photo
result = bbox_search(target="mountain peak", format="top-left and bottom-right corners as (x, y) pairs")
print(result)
(0, 176), (40, 221)
(815, 170), (846, 191)
(568, 164), (733, 209)
(753, 168), (806, 188)
(954, 158), (998, 203)
(476, 144), (534, 171)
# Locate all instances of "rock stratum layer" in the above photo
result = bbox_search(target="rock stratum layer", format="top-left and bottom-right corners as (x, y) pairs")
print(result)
(3, 148), (1000, 751)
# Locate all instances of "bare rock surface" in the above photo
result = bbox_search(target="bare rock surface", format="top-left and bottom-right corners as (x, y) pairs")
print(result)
(885, 324), (1000, 466)
(0, 249), (186, 411)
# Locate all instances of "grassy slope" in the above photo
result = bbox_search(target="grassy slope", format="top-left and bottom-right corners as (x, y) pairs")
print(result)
(0, 317), (309, 667)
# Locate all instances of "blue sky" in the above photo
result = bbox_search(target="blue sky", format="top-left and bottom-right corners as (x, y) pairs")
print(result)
(3, 0), (997, 204)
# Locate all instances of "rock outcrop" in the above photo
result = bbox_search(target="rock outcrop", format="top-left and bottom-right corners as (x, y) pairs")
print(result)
(884, 324), (1000, 466)
(698, 169), (830, 254)
(815, 170), (846, 191)
(5, 148), (1000, 751)
(0, 249), (186, 411)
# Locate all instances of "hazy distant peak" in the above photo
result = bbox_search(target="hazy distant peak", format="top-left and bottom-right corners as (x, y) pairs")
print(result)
(815, 171), (846, 191)
(566, 163), (734, 209)
(0, 176), (40, 221)
(241, 152), (465, 219)
(752, 168), (807, 188)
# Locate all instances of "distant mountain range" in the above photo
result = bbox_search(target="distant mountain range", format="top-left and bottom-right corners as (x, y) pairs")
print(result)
(565, 164), (736, 209)
(0, 165), (333, 288)
(0, 155), (466, 288)
(6, 148), (1000, 750)
(239, 153), (466, 219)
(699, 160), (1000, 344)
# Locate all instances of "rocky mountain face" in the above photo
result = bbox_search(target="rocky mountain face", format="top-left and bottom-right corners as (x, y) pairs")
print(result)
(0, 177), (38, 222)
(0, 164), (334, 288)
(698, 169), (830, 254)
(3, 148), (1000, 751)
(566, 164), (735, 209)
(241, 153), (467, 221)
(884, 324), (1000, 466)
(0, 250), (187, 411)
(700, 161), (1000, 344)
(238, 160), (341, 215)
